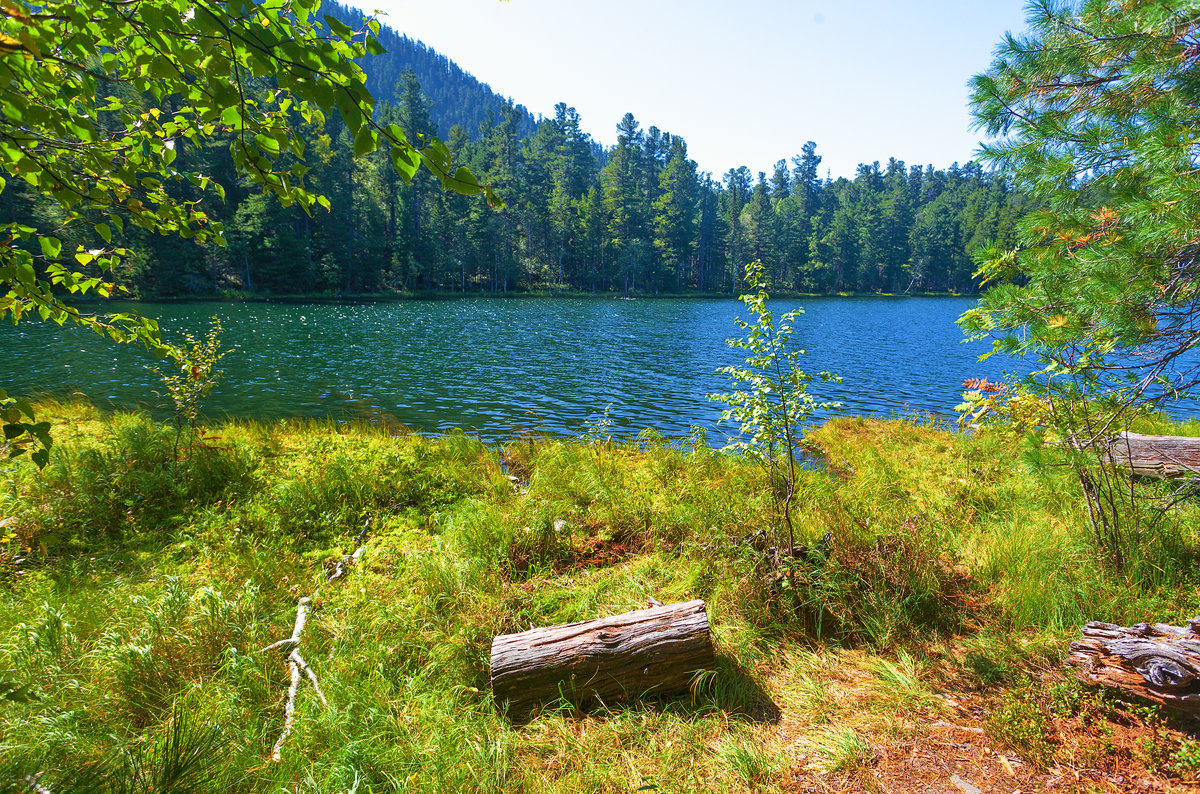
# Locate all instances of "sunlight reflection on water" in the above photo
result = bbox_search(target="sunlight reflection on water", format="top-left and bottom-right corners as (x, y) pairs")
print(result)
(1, 296), (1052, 440)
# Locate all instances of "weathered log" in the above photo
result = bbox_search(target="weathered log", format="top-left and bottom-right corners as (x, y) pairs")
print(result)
(1104, 431), (1200, 479)
(490, 599), (714, 715)
(1067, 618), (1200, 712)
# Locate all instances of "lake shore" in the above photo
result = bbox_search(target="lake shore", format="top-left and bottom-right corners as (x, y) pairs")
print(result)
(2, 402), (1199, 791)
(78, 287), (980, 304)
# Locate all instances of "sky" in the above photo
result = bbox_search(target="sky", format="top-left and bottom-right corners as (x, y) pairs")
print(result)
(355, 0), (1030, 182)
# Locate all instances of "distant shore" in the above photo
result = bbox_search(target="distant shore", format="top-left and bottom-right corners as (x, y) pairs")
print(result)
(78, 288), (980, 304)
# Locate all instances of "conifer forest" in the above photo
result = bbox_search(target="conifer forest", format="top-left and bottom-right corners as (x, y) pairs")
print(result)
(2, 2), (1025, 298)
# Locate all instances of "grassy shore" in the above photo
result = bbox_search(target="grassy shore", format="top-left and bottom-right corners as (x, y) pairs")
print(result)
(1, 403), (1199, 792)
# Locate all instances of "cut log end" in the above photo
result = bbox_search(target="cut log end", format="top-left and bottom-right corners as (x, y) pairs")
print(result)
(490, 599), (715, 716)
(1105, 432), (1200, 479)
(1068, 618), (1200, 713)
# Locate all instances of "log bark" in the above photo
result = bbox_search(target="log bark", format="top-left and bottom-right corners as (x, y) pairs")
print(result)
(490, 599), (714, 715)
(1104, 432), (1200, 479)
(1068, 619), (1200, 712)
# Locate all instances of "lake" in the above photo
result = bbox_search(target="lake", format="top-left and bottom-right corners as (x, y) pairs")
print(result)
(1, 297), (1023, 440)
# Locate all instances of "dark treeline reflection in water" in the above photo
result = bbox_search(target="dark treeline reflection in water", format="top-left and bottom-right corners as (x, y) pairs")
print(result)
(2, 296), (1038, 441)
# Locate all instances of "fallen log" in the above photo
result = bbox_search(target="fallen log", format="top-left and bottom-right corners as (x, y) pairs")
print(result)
(490, 599), (714, 716)
(1104, 432), (1200, 479)
(1068, 619), (1200, 712)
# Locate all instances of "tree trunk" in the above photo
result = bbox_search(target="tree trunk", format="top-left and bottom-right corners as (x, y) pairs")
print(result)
(1068, 619), (1200, 712)
(490, 600), (714, 716)
(1104, 431), (1200, 479)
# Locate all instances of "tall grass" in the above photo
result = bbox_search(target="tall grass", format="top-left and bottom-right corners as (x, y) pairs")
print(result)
(0, 404), (1197, 790)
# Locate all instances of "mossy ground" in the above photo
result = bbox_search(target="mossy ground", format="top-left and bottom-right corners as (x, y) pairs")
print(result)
(1, 403), (1199, 792)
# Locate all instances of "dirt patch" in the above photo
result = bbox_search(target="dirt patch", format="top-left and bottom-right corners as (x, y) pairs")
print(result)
(503, 525), (643, 580)
(553, 535), (642, 574)
(783, 691), (1200, 793)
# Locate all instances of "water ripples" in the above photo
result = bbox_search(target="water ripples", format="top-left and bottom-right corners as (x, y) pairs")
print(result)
(1, 296), (1033, 440)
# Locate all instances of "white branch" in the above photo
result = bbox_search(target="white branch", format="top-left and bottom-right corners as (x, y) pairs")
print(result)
(259, 637), (298, 654)
(270, 597), (317, 763)
(268, 518), (371, 762)
(327, 518), (370, 583)
(271, 652), (303, 762)
(290, 650), (328, 707)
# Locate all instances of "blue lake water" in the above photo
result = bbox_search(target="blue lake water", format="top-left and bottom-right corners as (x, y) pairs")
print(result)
(0, 297), (1034, 440)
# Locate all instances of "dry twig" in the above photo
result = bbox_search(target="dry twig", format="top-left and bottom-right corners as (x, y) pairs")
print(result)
(268, 596), (314, 762)
(265, 519), (372, 761)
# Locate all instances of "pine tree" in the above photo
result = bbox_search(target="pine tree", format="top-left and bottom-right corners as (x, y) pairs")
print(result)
(962, 0), (1200, 559)
(746, 174), (779, 283)
(722, 166), (752, 292)
(602, 113), (651, 290)
(652, 137), (699, 290)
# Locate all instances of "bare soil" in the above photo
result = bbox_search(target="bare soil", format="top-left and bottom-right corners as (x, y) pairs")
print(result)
(784, 690), (1200, 794)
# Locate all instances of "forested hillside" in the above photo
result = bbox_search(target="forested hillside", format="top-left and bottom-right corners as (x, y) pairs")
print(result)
(324, 2), (539, 140)
(4, 6), (1026, 297)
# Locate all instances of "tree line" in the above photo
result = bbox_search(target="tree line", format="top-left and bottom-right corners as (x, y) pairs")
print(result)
(4, 16), (1026, 298)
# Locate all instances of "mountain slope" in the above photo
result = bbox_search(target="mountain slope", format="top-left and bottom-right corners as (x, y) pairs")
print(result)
(326, 1), (539, 139)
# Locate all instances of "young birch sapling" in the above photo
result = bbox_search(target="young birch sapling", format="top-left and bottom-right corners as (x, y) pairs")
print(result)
(710, 261), (840, 564)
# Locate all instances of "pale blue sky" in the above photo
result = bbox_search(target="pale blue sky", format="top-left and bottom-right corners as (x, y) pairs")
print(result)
(359, 0), (1030, 181)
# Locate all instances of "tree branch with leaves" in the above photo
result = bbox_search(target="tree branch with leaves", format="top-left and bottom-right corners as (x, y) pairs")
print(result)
(0, 0), (495, 466)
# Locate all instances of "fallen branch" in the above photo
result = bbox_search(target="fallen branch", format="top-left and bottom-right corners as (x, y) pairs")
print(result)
(327, 518), (370, 583)
(289, 649), (327, 707)
(266, 521), (371, 761)
(268, 597), (321, 762)
(1102, 431), (1200, 480)
(258, 637), (298, 654)
(1068, 618), (1200, 712)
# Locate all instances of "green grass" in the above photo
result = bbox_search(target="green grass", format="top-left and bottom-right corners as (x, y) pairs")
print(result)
(1, 403), (1199, 791)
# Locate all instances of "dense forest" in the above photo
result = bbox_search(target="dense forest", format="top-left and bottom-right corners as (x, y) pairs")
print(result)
(4, 2), (1026, 297)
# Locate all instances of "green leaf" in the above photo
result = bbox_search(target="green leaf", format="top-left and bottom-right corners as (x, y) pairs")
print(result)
(30, 422), (52, 446)
(449, 167), (481, 195)
(353, 126), (376, 157)
(220, 105), (242, 127)
(335, 92), (363, 133)
(12, 400), (33, 421)
(324, 15), (355, 40)
(39, 236), (61, 260)
(254, 133), (280, 156)
(94, 223), (112, 244)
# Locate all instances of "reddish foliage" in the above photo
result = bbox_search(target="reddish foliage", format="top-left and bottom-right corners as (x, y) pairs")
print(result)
(963, 378), (1006, 395)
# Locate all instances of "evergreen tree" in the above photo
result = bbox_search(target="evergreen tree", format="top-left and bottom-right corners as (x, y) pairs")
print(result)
(962, 0), (1200, 559)
(746, 174), (779, 283)
(652, 138), (699, 290)
(722, 166), (753, 292)
(602, 113), (651, 290)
